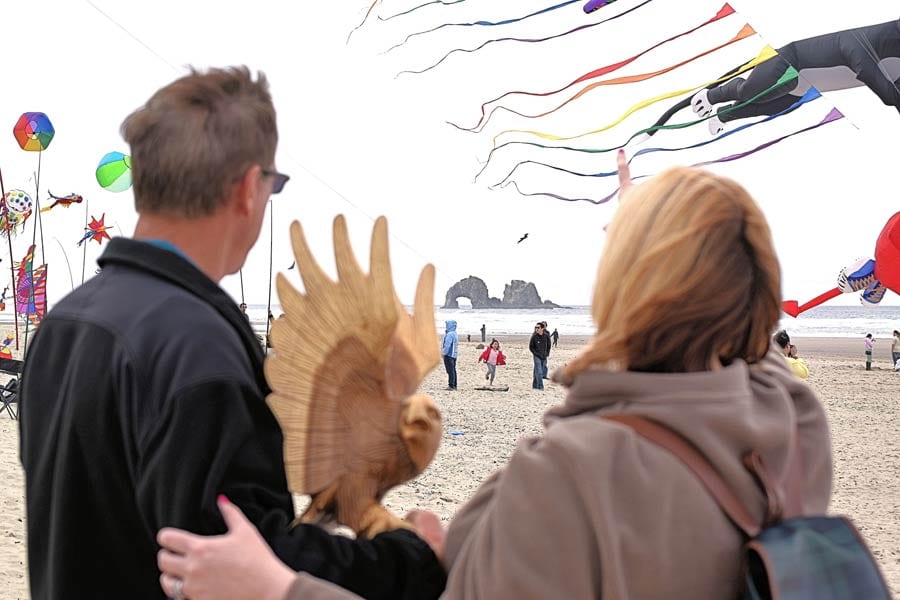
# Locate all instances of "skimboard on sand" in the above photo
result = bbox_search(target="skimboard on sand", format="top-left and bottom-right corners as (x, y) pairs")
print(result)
(475, 385), (510, 392)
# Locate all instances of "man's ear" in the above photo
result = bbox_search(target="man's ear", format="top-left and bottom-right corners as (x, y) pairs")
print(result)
(232, 165), (261, 217)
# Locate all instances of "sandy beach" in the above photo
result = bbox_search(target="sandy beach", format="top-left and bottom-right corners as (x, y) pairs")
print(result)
(1, 335), (898, 598)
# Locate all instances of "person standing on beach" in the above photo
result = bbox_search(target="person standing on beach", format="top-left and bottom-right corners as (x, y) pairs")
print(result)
(541, 321), (552, 379)
(529, 322), (550, 390)
(892, 330), (900, 369)
(17, 67), (444, 600)
(477, 339), (506, 386)
(865, 333), (876, 370)
(773, 330), (808, 379)
(240, 302), (250, 320)
(442, 319), (459, 390)
(551, 328), (559, 348)
(480, 323), (486, 343)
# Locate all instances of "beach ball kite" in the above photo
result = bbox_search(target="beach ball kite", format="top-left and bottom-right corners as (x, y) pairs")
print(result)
(96, 151), (132, 192)
(13, 112), (54, 151)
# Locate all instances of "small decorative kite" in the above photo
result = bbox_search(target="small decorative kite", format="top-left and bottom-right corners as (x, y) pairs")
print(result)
(13, 112), (54, 151)
(0, 333), (13, 359)
(41, 191), (84, 213)
(1, 190), (33, 238)
(96, 151), (133, 192)
(76, 214), (113, 247)
(15, 245), (47, 325)
(783, 212), (900, 316)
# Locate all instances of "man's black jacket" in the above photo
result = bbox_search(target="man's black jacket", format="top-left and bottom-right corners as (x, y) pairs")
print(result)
(19, 239), (445, 600)
(529, 331), (550, 359)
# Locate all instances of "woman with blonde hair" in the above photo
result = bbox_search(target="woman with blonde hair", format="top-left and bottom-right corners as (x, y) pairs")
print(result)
(156, 154), (832, 599)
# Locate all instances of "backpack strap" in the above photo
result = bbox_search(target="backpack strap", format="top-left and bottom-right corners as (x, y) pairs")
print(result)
(604, 414), (764, 538)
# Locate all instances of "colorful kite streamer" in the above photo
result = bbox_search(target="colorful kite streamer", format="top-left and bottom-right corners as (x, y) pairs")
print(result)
(385, 0), (580, 53)
(502, 106), (844, 204)
(397, 0), (658, 77)
(476, 64), (800, 181)
(492, 45), (778, 147)
(496, 87), (822, 187)
(451, 4), (738, 132)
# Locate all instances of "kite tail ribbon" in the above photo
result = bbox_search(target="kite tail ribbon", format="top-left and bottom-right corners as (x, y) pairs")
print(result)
(782, 289), (842, 317)
(448, 3), (738, 132)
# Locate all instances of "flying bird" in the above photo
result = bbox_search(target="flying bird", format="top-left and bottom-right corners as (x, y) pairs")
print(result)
(517, 233), (529, 244)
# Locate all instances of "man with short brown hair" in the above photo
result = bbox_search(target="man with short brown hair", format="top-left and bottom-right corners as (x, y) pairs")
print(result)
(19, 66), (444, 600)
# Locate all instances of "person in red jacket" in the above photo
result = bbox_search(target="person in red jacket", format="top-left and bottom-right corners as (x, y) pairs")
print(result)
(477, 339), (506, 386)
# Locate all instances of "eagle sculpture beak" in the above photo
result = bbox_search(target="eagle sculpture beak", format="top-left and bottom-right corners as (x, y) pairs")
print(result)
(400, 394), (442, 473)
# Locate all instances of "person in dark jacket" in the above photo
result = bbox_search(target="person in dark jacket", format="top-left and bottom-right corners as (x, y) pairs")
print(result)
(541, 321), (552, 379)
(529, 322), (550, 390)
(18, 66), (444, 600)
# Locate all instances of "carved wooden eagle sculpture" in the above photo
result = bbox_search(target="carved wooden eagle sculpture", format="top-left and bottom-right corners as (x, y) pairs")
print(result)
(265, 215), (442, 538)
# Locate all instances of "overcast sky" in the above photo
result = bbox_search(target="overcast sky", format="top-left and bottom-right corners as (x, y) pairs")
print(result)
(2, 0), (897, 307)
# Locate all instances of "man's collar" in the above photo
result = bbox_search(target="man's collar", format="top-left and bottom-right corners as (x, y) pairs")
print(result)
(137, 238), (193, 265)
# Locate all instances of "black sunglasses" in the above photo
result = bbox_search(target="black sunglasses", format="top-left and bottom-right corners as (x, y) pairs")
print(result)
(262, 169), (290, 194)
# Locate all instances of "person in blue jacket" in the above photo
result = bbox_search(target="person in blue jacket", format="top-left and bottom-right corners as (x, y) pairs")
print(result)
(442, 320), (459, 390)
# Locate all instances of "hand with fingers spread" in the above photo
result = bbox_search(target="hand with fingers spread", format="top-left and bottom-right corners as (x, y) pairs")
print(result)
(157, 496), (296, 600)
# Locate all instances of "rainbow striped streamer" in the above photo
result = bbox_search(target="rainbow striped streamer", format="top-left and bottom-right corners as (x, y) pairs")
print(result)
(451, 4), (737, 132)
(495, 87), (821, 187)
(484, 23), (757, 133)
(476, 64), (799, 181)
(502, 105), (844, 205)
(493, 45), (778, 147)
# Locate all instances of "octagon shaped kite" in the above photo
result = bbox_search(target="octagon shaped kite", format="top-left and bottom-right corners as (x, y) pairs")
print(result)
(13, 112), (54, 152)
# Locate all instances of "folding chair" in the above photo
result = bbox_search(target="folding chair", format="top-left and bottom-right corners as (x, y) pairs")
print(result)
(0, 358), (23, 420)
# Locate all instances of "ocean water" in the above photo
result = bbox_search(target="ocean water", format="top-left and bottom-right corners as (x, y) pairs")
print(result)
(249, 304), (900, 339)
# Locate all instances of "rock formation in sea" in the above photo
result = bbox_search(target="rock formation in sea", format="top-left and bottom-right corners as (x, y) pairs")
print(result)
(442, 276), (560, 309)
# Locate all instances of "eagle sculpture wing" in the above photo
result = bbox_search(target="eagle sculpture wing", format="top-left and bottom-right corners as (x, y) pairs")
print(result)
(265, 215), (441, 537)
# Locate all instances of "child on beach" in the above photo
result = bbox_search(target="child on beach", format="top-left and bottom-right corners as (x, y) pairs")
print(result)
(865, 333), (875, 370)
(477, 339), (506, 386)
